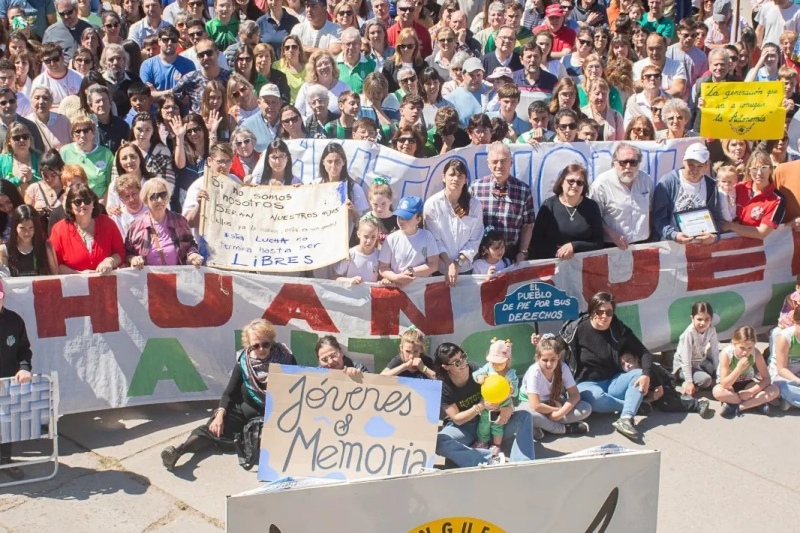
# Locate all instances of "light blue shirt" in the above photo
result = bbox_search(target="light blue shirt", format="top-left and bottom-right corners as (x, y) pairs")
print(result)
(444, 86), (488, 128)
(128, 18), (172, 48)
(488, 111), (531, 137)
(242, 112), (278, 152)
(140, 55), (196, 91)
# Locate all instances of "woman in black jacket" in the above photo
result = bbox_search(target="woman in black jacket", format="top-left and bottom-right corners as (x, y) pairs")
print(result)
(160, 319), (296, 471)
(560, 291), (653, 440)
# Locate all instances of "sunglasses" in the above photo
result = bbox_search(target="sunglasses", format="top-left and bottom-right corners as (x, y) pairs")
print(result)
(248, 341), (272, 353)
(397, 136), (416, 143)
(565, 178), (585, 186)
(231, 87), (247, 98)
(398, 6), (414, 12)
(160, 36), (178, 44)
(11, 134), (29, 142)
(651, 106), (663, 114)
(58, 7), (75, 16)
(237, 55), (253, 61)
(631, 127), (651, 135)
(594, 309), (614, 317)
(188, 30), (204, 39)
(73, 127), (92, 135)
(104, 22), (120, 29)
(186, 127), (202, 135)
(558, 122), (577, 130)
(74, 57), (92, 64)
(0, 98), (16, 106)
(234, 138), (252, 147)
(397, 43), (415, 50)
(196, 49), (214, 58)
(439, 37), (454, 43)
(400, 76), (417, 83)
(578, 39), (593, 46)
(149, 191), (168, 202)
(72, 198), (93, 207)
(284, 43), (299, 50)
(643, 73), (662, 79)
(338, 9), (353, 15)
(43, 56), (61, 64)
(445, 354), (467, 367)
(615, 159), (639, 167)
(281, 115), (300, 125)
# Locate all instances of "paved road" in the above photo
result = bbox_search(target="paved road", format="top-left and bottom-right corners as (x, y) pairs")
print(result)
(1, 391), (797, 532)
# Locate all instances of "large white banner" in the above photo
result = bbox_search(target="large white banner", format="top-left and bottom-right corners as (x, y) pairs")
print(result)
(227, 450), (661, 532)
(201, 176), (349, 272)
(8, 227), (796, 415)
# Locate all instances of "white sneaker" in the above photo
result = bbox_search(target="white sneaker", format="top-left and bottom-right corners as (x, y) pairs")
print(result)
(488, 452), (507, 465)
(780, 398), (792, 412)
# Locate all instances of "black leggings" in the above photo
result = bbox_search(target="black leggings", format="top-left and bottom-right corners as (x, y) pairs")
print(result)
(179, 400), (262, 455)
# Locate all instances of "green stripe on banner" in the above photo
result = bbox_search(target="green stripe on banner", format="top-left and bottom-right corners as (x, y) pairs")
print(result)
(667, 292), (746, 344)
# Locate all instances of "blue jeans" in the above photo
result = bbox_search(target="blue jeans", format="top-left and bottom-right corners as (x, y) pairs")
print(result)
(578, 369), (644, 418)
(775, 379), (800, 408)
(436, 410), (536, 468)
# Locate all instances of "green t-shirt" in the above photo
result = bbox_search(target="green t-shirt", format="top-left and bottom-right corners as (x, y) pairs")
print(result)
(485, 27), (534, 54)
(206, 18), (239, 50)
(59, 143), (114, 198)
(578, 84), (624, 116)
(639, 14), (675, 41)
(324, 120), (353, 140)
(337, 56), (377, 95)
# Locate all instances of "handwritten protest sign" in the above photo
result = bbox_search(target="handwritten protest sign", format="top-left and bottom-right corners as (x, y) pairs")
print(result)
(700, 81), (786, 140)
(200, 174), (349, 272)
(258, 365), (442, 482)
(494, 282), (579, 325)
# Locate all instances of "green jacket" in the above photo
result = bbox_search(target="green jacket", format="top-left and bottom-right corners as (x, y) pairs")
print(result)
(0, 152), (41, 187)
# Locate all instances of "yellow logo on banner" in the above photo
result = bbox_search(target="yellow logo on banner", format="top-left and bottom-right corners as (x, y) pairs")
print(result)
(410, 517), (506, 533)
(699, 81), (786, 140)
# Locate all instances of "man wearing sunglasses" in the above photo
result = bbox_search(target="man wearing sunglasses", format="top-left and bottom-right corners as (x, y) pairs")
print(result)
(0, 87), (44, 153)
(41, 0), (92, 61)
(173, 39), (231, 113)
(141, 26), (197, 96)
(387, 0), (432, 57)
(129, 0), (171, 48)
(588, 142), (654, 250)
(30, 43), (83, 110)
(180, 18), (231, 70)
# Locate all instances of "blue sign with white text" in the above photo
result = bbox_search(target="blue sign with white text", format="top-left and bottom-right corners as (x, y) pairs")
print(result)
(494, 282), (579, 325)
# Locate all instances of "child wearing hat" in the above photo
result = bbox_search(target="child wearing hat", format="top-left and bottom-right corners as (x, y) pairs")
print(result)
(472, 339), (518, 455)
(378, 196), (439, 287)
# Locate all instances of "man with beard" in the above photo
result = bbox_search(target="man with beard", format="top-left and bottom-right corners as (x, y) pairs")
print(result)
(512, 42), (558, 100)
(101, 44), (142, 119)
(173, 39), (230, 113)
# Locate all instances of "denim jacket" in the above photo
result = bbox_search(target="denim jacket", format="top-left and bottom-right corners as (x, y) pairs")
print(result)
(124, 210), (200, 265)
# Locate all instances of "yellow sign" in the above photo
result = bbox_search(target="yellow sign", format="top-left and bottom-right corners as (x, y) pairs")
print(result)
(699, 81), (786, 140)
(409, 517), (506, 533)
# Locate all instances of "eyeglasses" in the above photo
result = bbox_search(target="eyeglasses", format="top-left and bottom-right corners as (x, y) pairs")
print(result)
(10, 134), (29, 142)
(212, 158), (232, 166)
(72, 198), (93, 207)
(643, 73), (662, 80)
(120, 192), (139, 201)
(445, 354), (467, 367)
(631, 127), (651, 135)
(565, 178), (585, 186)
(400, 76), (417, 83)
(149, 191), (169, 202)
(58, 7), (75, 17)
(615, 159), (639, 167)
(188, 30), (204, 39)
(557, 122), (577, 130)
(397, 43), (415, 50)
(160, 36), (178, 44)
(73, 127), (92, 135)
(281, 115), (300, 125)
(594, 309), (614, 317)
(284, 43), (299, 50)
(578, 39), (593, 46)
(234, 138), (252, 147)
(196, 49), (214, 58)
(74, 57), (92, 64)
(43, 56), (61, 65)
(0, 98), (16, 107)
(247, 341), (272, 353)
(397, 136), (416, 143)
(269, 152), (288, 161)
(186, 127), (202, 135)
(104, 22), (120, 29)
(750, 165), (771, 175)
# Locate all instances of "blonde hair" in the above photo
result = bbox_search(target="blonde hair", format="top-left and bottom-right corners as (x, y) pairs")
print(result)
(731, 325), (756, 345)
(140, 177), (169, 204)
(305, 51), (340, 84)
(400, 328), (425, 349)
(368, 181), (393, 201)
(240, 319), (277, 348)
(114, 173), (142, 194)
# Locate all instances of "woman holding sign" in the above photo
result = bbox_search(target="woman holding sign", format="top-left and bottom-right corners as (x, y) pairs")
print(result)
(434, 342), (535, 467)
(161, 319), (296, 472)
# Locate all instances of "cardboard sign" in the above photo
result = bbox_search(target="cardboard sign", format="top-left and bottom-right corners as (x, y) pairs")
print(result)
(494, 282), (580, 324)
(200, 175), (349, 272)
(258, 364), (442, 482)
(228, 449), (661, 533)
(700, 81), (786, 140)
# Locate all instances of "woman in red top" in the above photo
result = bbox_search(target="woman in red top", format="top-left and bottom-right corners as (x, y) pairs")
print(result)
(722, 150), (787, 241)
(49, 183), (126, 274)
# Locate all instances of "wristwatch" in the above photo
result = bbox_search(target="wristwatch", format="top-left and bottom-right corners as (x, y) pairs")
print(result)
(454, 257), (463, 267)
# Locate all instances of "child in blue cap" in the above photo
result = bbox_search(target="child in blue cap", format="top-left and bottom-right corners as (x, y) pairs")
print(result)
(377, 196), (439, 287)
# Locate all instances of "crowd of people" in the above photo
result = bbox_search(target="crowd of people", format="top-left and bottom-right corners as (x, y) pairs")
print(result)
(0, 0), (799, 479)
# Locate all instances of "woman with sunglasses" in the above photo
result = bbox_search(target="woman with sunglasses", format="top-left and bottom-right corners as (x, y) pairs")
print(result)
(530, 163), (603, 260)
(426, 26), (458, 82)
(125, 177), (203, 268)
(101, 11), (125, 46)
(253, 43), (290, 103)
(226, 74), (259, 126)
(334, 1), (359, 31)
(229, 127), (260, 182)
(560, 291), (654, 440)
(49, 182), (125, 274)
(70, 46), (96, 77)
(562, 28), (595, 82)
(390, 125), (425, 157)
(382, 28), (425, 93)
(273, 36), (306, 105)
(232, 43), (257, 85)
(161, 318), (296, 472)
(434, 342), (535, 467)
(59, 116), (114, 202)
(277, 104), (308, 140)
(0, 122), (40, 195)
(623, 116), (656, 141)
(170, 114), (208, 212)
(552, 108), (579, 143)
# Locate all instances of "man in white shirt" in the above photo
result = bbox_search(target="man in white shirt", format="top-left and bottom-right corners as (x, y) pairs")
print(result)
(589, 142), (654, 249)
(30, 43), (83, 109)
(633, 33), (687, 97)
(666, 18), (707, 89)
(26, 87), (70, 151)
(290, 0), (341, 56)
(758, 0), (800, 46)
(129, 0), (172, 48)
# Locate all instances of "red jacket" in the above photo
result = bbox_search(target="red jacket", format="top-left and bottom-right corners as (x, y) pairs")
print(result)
(387, 21), (433, 59)
(50, 214), (126, 272)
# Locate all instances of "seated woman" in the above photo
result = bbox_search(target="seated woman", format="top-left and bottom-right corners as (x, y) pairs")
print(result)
(652, 143), (723, 245)
(721, 150), (786, 240)
(160, 319), (296, 471)
(125, 178), (204, 268)
(0, 205), (57, 276)
(529, 163), (604, 260)
(49, 183), (125, 275)
(770, 306), (800, 411)
(560, 291), (653, 440)
(316, 335), (368, 376)
(433, 342), (535, 467)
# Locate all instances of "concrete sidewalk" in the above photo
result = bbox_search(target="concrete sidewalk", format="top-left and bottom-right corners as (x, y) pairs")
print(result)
(0, 399), (797, 532)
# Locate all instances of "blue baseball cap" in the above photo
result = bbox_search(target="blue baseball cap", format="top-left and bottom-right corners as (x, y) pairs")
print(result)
(395, 196), (423, 220)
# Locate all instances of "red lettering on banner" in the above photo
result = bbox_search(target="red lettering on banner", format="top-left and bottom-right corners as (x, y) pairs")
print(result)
(480, 263), (557, 325)
(582, 249), (660, 304)
(148, 273), (233, 328)
(370, 283), (454, 335)
(685, 237), (765, 291)
(264, 283), (339, 332)
(32, 277), (119, 338)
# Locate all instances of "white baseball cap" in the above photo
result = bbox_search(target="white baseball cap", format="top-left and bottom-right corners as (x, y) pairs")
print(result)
(683, 143), (710, 164)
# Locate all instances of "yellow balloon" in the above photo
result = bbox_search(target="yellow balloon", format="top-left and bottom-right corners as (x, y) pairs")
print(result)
(481, 374), (511, 404)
